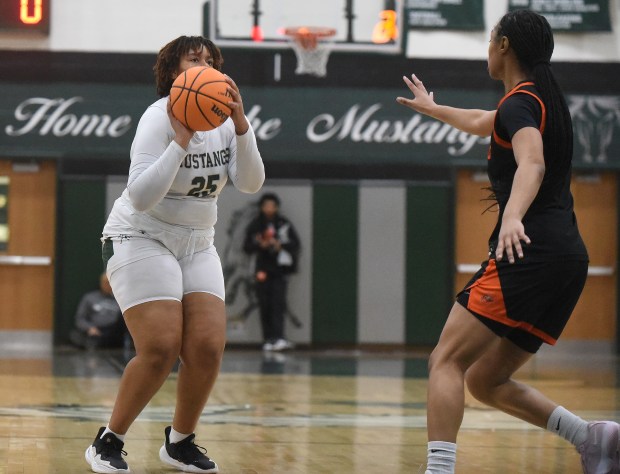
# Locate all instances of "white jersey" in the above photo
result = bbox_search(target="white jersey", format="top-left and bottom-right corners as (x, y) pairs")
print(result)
(105, 97), (265, 235)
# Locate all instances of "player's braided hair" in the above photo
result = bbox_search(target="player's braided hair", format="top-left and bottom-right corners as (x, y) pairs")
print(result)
(496, 10), (573, 174)
(154, 36), (224, 98)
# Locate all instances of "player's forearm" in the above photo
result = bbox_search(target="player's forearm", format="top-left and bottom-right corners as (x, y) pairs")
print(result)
(428, 105), (495, 137)
(231, 126), (265, 193)
(127, 142), (186, 212)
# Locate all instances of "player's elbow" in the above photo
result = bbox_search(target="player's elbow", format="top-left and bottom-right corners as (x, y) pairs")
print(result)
(519, 158), (546, 184)
(127, 188), (153, 212)
(129, 199), (151, 212)
(237, 170), (265, 194)
(534, 162), (546, 181)
(474, 111), (496, 137)
(239, 178), (265, 194)
(473, 123), (493, 137)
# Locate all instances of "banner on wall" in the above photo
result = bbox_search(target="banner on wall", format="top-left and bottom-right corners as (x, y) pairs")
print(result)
(405, 0), (485, 30)
(508, 0), (611, 32)
(0, 83), (619, 169)
(0, 176), (8, 251)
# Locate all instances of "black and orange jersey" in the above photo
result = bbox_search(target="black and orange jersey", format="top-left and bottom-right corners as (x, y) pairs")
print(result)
(487, 81), (588, 262)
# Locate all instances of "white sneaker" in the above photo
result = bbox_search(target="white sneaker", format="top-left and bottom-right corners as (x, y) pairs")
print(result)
(577, 421), (620, 474)
(262, 342), (274, 351)
(271, 339), (294, 351)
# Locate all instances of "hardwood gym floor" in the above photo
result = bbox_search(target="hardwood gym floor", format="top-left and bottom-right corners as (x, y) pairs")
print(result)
(0, 343), (617, 473)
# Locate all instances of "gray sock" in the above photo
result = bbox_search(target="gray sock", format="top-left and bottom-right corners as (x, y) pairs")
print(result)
(547, 405), (588, 446)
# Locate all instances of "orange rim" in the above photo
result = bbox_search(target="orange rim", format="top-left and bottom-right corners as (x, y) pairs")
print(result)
(283, 26), (336, 39)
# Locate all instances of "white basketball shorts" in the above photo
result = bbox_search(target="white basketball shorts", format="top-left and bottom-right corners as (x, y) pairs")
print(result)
(101, 203), (224, 313)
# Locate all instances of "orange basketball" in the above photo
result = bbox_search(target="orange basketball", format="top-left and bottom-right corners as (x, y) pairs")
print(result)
(170, 66), (232, 131)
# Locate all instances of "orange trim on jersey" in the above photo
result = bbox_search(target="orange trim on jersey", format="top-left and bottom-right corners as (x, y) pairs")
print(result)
(465, 259), (558, 346)
(492, 130), (513, 149)
(492, 82), (546, 150)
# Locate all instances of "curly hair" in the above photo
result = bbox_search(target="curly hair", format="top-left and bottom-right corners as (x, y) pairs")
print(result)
(153, 36), (224, 98)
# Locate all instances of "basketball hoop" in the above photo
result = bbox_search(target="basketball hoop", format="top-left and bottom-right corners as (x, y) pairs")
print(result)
(283, 26), (336, 78)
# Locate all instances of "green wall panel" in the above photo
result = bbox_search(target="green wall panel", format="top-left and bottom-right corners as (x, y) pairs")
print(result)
(312, 184), (358, 344)
(54, 179), (107, 344)
(405, 183), (453, 345)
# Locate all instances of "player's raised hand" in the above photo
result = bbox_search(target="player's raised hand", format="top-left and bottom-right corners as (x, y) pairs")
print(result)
(224, 74), (249, 135)
(167, 98), (194, 149)
(396, 74), (436, 115)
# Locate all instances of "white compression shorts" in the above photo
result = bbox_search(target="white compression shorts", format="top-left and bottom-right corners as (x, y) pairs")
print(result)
(102, 215), (225, 313)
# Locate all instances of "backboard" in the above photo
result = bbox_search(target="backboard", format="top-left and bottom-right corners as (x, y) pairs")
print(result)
(203, 0), (404, 54)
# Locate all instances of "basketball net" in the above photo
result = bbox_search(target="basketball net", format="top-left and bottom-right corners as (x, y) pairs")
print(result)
(284, 27), (336, 78)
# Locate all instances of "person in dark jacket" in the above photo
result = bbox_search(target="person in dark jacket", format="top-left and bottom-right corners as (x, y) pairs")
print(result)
(70, 272), (126, 349)
(243, 193), (300, 351)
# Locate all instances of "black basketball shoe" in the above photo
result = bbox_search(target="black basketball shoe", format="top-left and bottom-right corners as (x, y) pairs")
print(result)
(84, 426), (130, 473)
(159, 426), (219, 473)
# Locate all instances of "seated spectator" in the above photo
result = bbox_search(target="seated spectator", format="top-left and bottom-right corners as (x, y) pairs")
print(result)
(69, 272), (126, 349)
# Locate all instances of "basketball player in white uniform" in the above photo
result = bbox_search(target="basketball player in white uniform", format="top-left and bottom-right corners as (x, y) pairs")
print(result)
(85, 36), (264, 473)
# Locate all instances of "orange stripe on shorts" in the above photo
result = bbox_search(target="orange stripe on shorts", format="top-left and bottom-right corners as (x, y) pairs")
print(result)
(467, 259), (508, 320)
(466, 259), (557, 345)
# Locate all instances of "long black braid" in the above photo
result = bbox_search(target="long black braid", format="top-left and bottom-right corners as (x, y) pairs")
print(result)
(495, 10), (573, 175)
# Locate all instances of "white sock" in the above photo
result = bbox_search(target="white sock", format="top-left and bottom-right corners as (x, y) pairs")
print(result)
(101, 425), (125, 442)
(547, 405), (588, 446)
(426, 441), (457, 474)
(169, 427), (192, 444)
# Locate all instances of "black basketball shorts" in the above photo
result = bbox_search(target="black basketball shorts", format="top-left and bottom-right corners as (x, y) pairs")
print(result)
(456, 258), (588, 353)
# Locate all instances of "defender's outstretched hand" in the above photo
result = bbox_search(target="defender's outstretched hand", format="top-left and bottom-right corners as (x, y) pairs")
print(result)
(396, 74), (437, 116)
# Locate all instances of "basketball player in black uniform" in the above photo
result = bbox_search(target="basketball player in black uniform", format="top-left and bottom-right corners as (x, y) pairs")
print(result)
(397, 9), (618, 474)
